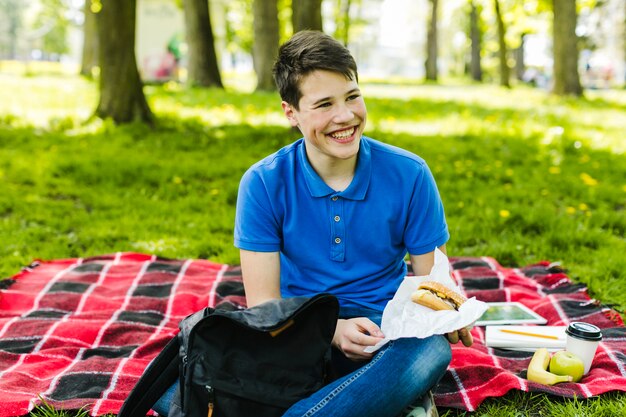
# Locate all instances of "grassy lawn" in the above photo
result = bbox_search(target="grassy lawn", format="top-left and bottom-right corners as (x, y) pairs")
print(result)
(0, 65), (625, 416)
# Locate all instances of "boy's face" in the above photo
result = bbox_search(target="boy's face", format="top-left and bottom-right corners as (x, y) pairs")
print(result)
(282, 70), (367, 167)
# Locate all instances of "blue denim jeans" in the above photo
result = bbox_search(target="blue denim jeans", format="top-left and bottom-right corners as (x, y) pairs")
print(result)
(152, 306), (451, 417)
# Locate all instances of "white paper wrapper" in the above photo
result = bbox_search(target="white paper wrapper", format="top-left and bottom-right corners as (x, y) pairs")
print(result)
(364, 248), (489, 353)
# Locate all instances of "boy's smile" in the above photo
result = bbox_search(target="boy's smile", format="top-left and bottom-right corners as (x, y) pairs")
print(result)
(282, 70), (367, 175)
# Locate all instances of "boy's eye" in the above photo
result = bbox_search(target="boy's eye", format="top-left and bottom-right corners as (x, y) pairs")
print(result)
(316, 102), (331, 108)
(347, 94), (360, 101)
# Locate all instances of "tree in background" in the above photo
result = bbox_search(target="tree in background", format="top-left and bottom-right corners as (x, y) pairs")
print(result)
(493, 0), (510, 87)
(80, 0), (98, 77)
(183, 0), (223, 87)
(333, 0), (352, 46)
(252, 0), (279, 91)
(223, 0), (254, 65)
(552, 0), (583, 95)
(0, 0), (27, 59)
(425, 0), (439, 81)
(513, 33), (526, 81)
(94, 0), (153, 124)
(469, 0), (483, 81)
(292, 0), (323, 33)
(33, 0), (70, 60)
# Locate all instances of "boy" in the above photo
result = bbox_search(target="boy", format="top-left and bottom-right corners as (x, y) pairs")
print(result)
(234, 30), (471, 416)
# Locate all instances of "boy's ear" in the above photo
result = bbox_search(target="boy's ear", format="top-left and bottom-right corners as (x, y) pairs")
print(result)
(281, 101), (299, 127)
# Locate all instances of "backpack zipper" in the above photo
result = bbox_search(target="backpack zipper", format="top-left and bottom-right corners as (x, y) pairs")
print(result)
(206, 385), (215, 417)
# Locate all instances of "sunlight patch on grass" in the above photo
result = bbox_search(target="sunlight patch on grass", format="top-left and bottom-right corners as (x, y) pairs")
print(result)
(362, 82), (625, 154)
(0, 73), (96, 127)
(0, 60), (80, 75)
(131, 238), (188, 254)
(152, 99), (286, 127)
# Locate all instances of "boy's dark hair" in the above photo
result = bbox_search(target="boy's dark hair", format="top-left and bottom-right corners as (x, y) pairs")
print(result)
(273, 30), (358, 109)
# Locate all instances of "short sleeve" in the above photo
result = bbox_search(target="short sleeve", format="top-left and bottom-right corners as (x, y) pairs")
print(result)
(404, 163), (449, 255)
(234, 169), (282, 252)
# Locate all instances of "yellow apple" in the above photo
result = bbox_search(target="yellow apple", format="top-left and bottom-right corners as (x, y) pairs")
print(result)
(549, 350), (584, 382)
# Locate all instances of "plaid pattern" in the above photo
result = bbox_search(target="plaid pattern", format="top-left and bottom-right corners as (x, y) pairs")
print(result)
(0, 253), (624, 415)
(432, 257), (626, 411)
(0, 253), (244, 417)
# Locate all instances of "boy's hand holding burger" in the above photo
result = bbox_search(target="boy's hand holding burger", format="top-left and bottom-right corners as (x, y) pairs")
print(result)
(412, 281), (474, 347)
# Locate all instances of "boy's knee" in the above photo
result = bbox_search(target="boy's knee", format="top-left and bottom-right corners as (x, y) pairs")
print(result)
(432, 335), (452, 372)
(394, 335), (452, 389)
(399, 335), (452, 376)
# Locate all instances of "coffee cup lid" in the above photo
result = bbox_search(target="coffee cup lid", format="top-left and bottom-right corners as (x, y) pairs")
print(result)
(566, 322), (602, 341)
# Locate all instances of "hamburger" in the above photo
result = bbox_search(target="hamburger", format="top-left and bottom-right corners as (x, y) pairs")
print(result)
(411, 281), (467, 311)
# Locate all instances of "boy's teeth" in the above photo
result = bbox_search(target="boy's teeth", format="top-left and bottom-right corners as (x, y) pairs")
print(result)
(331, 127), (354, 138)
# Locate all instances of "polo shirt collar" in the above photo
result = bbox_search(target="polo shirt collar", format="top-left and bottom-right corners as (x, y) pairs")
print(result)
(298, 137), (371, 200)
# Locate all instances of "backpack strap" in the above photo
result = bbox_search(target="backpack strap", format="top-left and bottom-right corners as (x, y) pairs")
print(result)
(118, 336), (180, 417)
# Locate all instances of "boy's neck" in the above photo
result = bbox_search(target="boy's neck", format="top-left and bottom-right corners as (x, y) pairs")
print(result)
(310, 155), (357, 192)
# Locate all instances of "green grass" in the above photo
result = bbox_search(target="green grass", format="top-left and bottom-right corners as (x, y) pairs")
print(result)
(1, 66), (625, 416)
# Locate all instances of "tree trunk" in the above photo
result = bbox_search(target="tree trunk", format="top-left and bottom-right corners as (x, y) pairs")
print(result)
(252, 0), (279, 91)
(469, 0), (482, 82)
(515, 33), (526, 81)
(183, 0), (223, 87)
(2, 0), (25, 60)
(95, 0), (153, 124)
(552, 0), (582, 95)
(494, 0), (510, 88)
(333, 0), (351, 46)
(340, 0), (351, 46)
(8, 12), (18, 59)
(80, 0), (98, 77)
(425, 0), (438, 81)
(292, 0), (323, 33)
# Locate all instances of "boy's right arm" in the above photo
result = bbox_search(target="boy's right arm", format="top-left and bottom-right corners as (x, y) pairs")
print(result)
(239, 249), (282, 308)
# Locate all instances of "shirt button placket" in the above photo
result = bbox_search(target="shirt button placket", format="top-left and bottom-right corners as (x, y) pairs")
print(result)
(330, 195), (345, 261)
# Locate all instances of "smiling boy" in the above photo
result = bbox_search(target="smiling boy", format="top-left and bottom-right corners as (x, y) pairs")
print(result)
(233, 31), (471, 416)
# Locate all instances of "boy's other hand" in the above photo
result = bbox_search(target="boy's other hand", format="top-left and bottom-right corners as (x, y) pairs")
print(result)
(332, 318), (385, 361)
(446, 327), (473, 347)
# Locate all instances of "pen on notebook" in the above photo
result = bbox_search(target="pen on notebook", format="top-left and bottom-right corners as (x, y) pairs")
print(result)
(499, 329), (561, 340)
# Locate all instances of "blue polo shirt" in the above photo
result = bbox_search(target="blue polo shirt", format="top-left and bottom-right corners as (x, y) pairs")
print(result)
(234, 136), (449, 311)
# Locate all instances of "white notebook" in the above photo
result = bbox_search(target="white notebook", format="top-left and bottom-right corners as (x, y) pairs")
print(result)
(485, 325), (567, 352)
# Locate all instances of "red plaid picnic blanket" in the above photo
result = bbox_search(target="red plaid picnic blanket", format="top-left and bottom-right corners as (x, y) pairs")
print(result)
(434, 257), (626, 411)
(0, 253), (624, 416)
(0, 253), (245, 417)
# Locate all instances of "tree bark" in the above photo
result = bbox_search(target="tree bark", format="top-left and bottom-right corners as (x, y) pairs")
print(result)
(469, 0), (482, 82)
(552, 0), (582, 95)
(425, 0), (438, 81)
(494, 0), (510, 88)
(252, 0), (279, 91)
(1, 0), (25, 59)
(183, 0), (223, 87)
(514, 34), (526, 81)
(292, 0), (323, 33)
(80, 0), (98, 77)
(340, 0), (351, 46)
(95, 0), (153, 124)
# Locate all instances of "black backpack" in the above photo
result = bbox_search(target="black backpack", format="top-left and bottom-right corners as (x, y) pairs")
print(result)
(118, 294), (339, 417)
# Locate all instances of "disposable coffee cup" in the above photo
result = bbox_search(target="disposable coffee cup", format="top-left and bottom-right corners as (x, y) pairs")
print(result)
(565, 322), (602, 375)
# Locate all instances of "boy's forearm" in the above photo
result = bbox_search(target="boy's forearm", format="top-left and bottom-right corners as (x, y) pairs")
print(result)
(240, 249), (282, 307)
